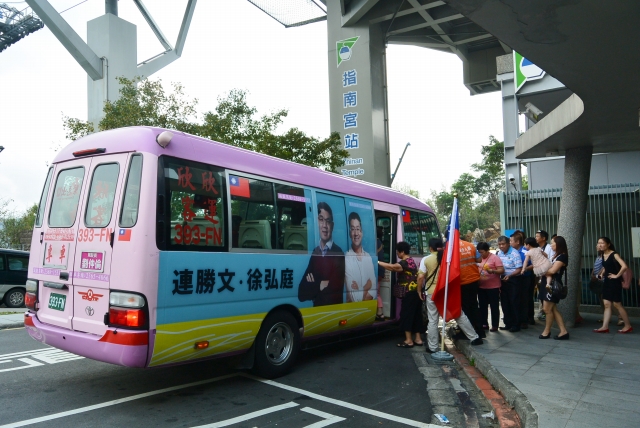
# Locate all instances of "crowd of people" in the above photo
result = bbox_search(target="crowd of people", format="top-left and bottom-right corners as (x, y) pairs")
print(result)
(380, 230), (634, 351)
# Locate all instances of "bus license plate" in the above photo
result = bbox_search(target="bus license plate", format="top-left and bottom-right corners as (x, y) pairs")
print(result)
(48, 293), (66, 311)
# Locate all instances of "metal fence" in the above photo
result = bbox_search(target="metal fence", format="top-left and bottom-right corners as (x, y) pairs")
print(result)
(502, 183), (640, 307)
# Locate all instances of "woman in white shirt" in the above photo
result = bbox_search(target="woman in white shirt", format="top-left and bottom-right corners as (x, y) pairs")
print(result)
(345, 212), (377, 302)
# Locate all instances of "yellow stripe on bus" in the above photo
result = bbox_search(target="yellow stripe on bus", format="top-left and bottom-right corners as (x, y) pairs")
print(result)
(149, 301), (377, 366)
(300, 300), (376, 337)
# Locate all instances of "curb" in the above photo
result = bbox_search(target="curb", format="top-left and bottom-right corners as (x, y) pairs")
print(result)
(0, 321), (25, 330)
(453, 338), (538, 428)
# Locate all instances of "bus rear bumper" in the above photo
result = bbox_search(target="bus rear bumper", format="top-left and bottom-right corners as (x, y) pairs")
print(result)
(25, 312), (149, 368)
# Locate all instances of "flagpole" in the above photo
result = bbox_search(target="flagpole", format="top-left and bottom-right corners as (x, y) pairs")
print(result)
(432, 195), (457, 362)
(440, 247), (452, 351)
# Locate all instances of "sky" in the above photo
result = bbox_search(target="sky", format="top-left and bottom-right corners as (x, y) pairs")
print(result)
(0, 0), (504, 213)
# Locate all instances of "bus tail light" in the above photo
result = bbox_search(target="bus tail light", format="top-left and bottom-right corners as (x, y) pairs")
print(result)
(108, 291), (147, 329)
(25, 293), (37, 310)
(25, 280), (38, 311)
(110, 292), (145, 308)
(109, 307), (146, 328)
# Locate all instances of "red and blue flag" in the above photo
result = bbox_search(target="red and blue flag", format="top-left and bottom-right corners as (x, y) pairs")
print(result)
(118, 228), (131, 241)
(229, 175), (251, 198)
(431, 198), (461, 321)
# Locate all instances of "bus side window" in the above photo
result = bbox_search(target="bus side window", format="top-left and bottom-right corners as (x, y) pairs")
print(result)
(275, 184), (309, 251)
(119, 154), (143, 227)
(402, 209), (423, 255)
(419, 212), (440, 244)
(164, 158), (227, 249)
(230, 175), (276, 250)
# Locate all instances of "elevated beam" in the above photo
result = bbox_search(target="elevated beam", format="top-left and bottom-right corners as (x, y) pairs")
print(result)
(133, 0), (173, 51)
(25, 0), (103, 80)
(341, 0), (378, 26)
(137, 0), (196, 77)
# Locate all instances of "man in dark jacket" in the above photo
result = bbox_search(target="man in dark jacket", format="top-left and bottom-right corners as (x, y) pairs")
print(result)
(298, 202), (345, 306)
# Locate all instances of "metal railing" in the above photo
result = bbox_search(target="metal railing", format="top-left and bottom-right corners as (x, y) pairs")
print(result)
(502, 183), (640, 307)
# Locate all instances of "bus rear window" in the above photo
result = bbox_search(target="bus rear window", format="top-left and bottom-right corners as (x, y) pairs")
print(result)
(85, 163), (119, 227)
(49, 167), (85, 228)
(36, 167), (53, 227)
(162, 157), (227, 249)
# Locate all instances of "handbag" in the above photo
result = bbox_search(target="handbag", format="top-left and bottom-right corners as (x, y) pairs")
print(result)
(393, 283), (407, 299)
(550, 269), (568, 300)
(588, 275), (603, 295)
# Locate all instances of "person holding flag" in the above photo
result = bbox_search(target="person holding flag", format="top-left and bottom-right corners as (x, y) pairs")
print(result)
(431, 197), (483, 349)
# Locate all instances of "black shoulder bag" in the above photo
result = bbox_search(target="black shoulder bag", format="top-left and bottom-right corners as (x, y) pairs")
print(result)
(550, 266), (568, 300)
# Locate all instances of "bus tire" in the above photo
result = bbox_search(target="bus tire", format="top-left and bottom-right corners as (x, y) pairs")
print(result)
(253, 311), (300, 379)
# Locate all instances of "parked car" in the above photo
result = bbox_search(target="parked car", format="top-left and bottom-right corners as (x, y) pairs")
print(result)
(0, 249), (29, 308)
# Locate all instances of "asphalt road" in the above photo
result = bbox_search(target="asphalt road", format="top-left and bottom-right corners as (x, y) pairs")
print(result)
(0, 328), (439, 428)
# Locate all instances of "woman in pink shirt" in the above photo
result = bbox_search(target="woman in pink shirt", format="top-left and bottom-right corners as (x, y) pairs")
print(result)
(477, 242), (505, 332)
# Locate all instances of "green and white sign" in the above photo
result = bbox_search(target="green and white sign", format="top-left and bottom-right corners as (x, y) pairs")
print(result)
(336, 36), (359, 67)
(514, 51), (545, 93)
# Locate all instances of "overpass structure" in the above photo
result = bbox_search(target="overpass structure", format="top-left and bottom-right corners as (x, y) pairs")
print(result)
(442, 0), (640, 325)
(0, 3), (44, 52)
(24, 0), (197, 130)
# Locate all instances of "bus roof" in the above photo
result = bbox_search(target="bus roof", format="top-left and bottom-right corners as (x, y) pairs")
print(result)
(55, 126), (434, 214)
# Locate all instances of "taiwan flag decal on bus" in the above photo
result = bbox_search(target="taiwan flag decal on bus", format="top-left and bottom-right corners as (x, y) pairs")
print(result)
(118, 229), (131, 241)
(229, 175), (250, 198)
(402, 209), (411, 223)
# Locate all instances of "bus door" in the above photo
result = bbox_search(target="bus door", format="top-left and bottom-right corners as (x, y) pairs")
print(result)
(71, 154), (128, 334)
(374, 203), (399, 318)
(36, 158), (92, 330)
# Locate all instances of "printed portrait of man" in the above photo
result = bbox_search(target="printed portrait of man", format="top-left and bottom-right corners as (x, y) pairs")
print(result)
(298, 202), (345, 306)
(345, 212), (377, 302)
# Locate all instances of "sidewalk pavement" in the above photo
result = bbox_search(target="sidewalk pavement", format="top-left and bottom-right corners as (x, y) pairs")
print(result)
(0, 307), (27, 329)
(455, 312), (640, 428)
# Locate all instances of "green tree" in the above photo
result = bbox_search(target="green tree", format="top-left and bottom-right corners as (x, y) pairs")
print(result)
(64, 78), (348, 171)
(0, 204), (38, 249)
(427, 135), (505, 236)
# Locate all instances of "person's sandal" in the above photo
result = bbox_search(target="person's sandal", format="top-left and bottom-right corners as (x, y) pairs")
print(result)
(375, 314), (385, 321)
(397, 342), (414, 348)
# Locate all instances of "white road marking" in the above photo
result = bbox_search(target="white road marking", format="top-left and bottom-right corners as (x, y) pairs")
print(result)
(190, 402), (300, 428)
(0, 374), (239, 428)
(300, 407), (346, 428)
(0, 348), (83, 373)
(243, 374), (438, 428)
(0, 358), (44, 373)
(2, 372), (438, 428)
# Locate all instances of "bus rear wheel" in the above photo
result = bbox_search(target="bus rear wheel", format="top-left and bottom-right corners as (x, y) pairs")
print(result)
(253, 311), (300, 379)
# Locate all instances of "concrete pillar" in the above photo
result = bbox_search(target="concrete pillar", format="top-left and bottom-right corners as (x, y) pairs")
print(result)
(497, 54), (522, 192)
(87, 14), (137, 130)
(556, 146), (593, 328)
(326, 0), (391, 186)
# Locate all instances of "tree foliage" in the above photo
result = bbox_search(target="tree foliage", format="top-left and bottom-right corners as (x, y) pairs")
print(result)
(427, 136), (504, 234)
(64, 78), (348, 171)
(0, 203), (37, 249)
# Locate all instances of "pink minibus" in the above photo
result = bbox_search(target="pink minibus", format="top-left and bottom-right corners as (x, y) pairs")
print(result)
(25, 126), (439, 377)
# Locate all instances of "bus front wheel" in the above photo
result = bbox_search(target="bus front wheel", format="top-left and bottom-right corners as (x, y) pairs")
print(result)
(254, 311), (300, 379)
